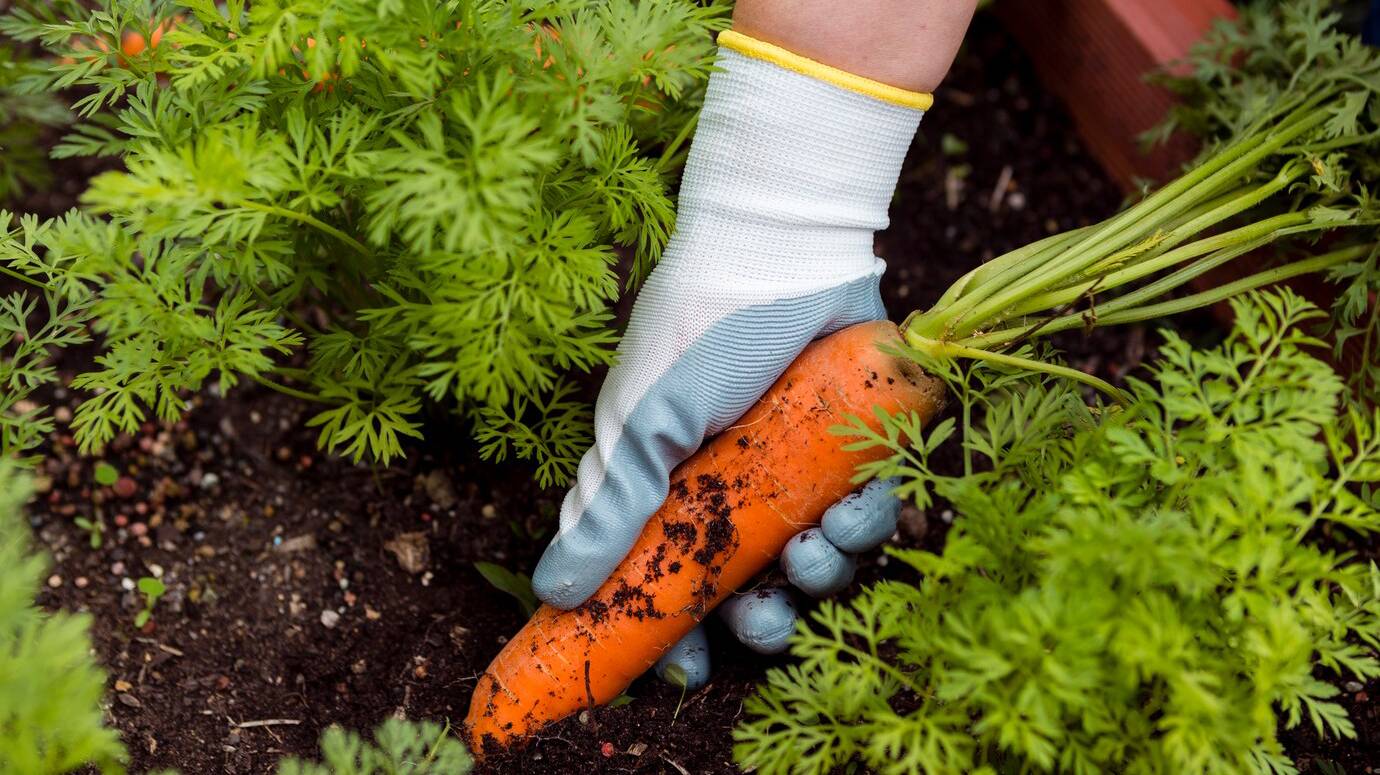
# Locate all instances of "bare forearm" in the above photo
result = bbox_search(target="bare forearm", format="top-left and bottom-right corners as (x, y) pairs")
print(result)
(732, 0), (978, 93)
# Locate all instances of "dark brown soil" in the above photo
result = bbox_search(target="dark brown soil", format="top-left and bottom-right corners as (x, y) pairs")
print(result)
(19, 14), (1375, 775)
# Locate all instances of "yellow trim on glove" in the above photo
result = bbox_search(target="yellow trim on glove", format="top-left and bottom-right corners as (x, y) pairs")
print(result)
(718, 30), (933, 111)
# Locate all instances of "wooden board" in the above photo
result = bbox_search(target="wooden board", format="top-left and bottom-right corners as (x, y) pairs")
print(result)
(997, 0), (1234, 188)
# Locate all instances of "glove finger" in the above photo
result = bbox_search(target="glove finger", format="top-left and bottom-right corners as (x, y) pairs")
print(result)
(653, 625), (711, 691)
(820, 477), (902, 553)
(532, 275), (887, 610)
(720, 587), (798, 655)
(782, 527), (856, 597)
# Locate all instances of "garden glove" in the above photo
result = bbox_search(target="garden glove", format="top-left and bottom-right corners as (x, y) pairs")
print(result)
(531, 30), (930, 689)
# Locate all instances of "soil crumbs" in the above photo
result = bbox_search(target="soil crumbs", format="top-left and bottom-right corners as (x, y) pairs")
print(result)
(24, 15), (1374, 775)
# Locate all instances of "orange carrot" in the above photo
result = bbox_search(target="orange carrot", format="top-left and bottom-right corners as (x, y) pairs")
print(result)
(465, 320), (945, 751)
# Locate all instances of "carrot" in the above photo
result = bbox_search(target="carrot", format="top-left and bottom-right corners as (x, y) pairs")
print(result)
(464, 320), (945, 751)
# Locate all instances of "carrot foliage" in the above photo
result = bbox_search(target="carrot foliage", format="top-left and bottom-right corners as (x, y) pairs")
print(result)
(902, 0), (1380, 402)
(736, 290), (1380, 775)
(0, 0), (726, 482)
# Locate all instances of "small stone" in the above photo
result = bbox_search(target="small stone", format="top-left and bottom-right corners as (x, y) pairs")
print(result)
(117, 693), (142, 709)
(121, 578), (136, 591)
(75, 576), (89, 589)
(898, 505), (928, 542)
(200, 473), (219, 490)
(276, 534), (316, 553)
(320, 609), (341, 629)
(419, 470), (458, 509)
(1346, 681), (1365, 693)
(47, 574), (62, 588)
(148, 563), (164, 578)
(364, 606), (382, 621)
(600, 741), (615, 758)
(54, 406), (72, 423)
(351, 659), (367, 674)
(130, 522), (148, 537)
(383, 532), (430, 574)
(113, 477), (138, 498)
(114, 679), (133, 692)
(114, 514), (129, 527)
(481, 504), (497, 519)
(111, 561), (126, 575)
(577, 710), (590, 725)
(448, 626), (470, 652)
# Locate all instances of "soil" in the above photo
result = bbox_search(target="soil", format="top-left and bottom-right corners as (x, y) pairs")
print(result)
(15, 14), (1375, 775)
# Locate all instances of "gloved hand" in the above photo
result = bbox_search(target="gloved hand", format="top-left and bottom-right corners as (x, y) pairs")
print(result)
(531, 30), (929, 689)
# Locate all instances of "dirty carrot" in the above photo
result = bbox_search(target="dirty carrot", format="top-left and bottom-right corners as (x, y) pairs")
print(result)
(467, 60), (1380, 750)
(466, 321), (944, 750)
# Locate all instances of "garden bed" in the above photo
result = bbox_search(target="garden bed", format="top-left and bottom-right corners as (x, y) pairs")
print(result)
(19, 13), (1379, 775)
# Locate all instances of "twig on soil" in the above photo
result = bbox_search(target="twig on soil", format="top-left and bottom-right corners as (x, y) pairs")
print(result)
(659, 754), (691, 775)
(989, 164), (1014, 212)
(234, 718), (303, 729)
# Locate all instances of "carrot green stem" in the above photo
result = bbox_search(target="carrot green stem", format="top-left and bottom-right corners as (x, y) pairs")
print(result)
(904, 332), (1131, 404)
(234, 200), (371, 257)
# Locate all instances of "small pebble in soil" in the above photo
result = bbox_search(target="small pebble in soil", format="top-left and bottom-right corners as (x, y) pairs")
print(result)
(200, 472), (219, 489)
(47, 574), (62, 588)
(75, 576), (89, 589)
(111, 561), (125, 575)
(114, 515), (128, 527)
(481, 504), (496, 519)
(1346, 681), (1364, 693)
(148, 563), (163, 578)
(320, 609), (341, 628)
(130, 522), (148, 537)
(113, 477), (138, 498)
(121, 578), (135, 591)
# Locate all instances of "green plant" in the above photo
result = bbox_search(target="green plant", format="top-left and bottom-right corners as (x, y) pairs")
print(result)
(133, 575), (164, 627)
(73, 515), (104, 549)
(0, 461), (127, 774)
(0, 0), (726, 483)
(0, 257), (91, 465)
(274, 718), (471, 775)
(1150, 0), (1380, 402)
(735, 290), (1380, 775)
(474, 560), (537, 617)
(0, 8), (68, 204)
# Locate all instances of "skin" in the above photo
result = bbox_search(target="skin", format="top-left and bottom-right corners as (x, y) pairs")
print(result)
(733, 0), (980, 93)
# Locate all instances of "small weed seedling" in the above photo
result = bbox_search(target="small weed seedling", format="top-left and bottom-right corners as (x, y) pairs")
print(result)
(474, 562), (538, 617)
(73, 515), (103, 549)
(134, 576), (165, 628)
